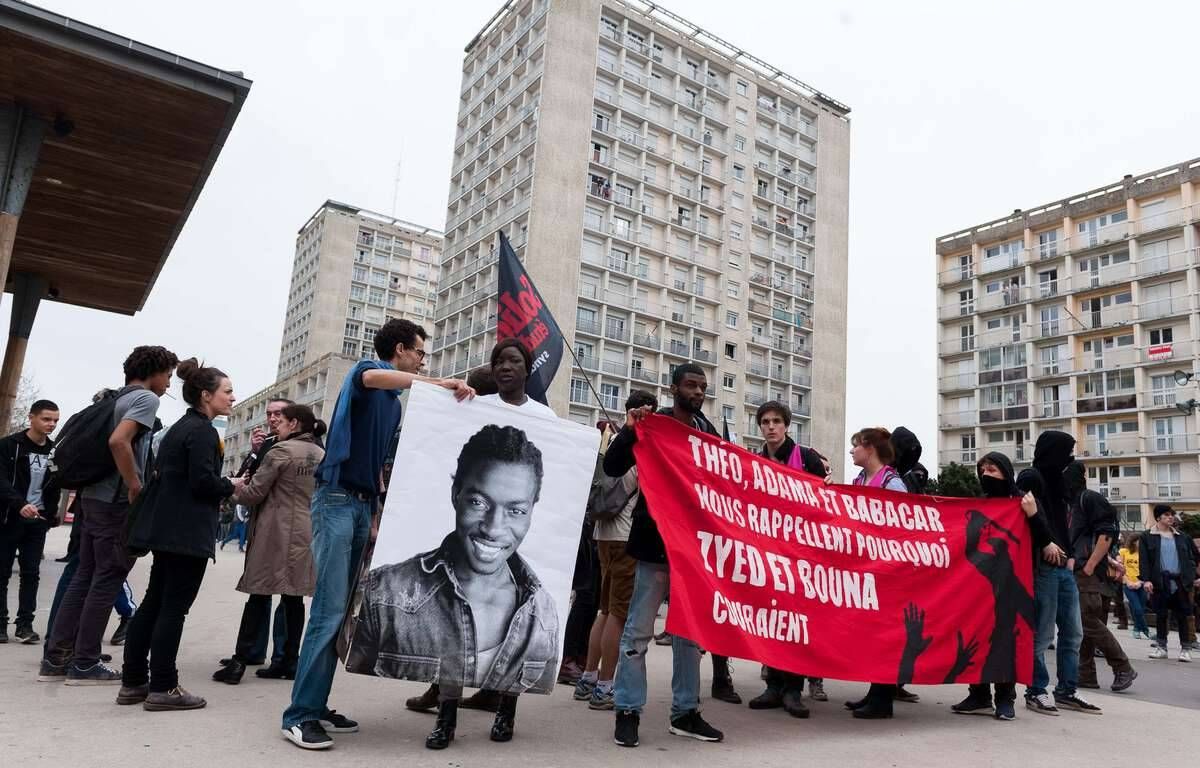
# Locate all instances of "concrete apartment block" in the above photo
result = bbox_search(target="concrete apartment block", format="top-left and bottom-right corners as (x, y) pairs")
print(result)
(223, 200), (441, 473)
(431, 0), (851, 475)
(935, 158), (1200, 527)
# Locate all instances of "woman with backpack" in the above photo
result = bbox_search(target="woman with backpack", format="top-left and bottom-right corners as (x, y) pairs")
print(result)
(117, 359), (236, 711)
(211, 404), (325, 684)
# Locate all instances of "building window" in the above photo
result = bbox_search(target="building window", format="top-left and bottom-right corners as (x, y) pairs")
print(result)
(730, 222), (743, 240)
(723, 373), (735, 389)
(726, 311), (738, 328)
(733, 164), (745, 180)
(599, 382), (621, 410)
(725, 342), (737, 359)
(736, 80), (749, 96)
(353, 266), (367, 282)
(570, 378), (589, 404)
(727, 281), (741, 298)
(734, 135), (746, 152)
(736, 107), (748, 124)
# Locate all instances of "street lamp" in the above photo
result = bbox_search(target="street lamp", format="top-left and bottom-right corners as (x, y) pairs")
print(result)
(1175, 369), (1195, 387)
(1175, 398), (1199, 416)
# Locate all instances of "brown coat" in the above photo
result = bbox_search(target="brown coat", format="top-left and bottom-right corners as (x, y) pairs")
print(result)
(232, 434), (322, 596)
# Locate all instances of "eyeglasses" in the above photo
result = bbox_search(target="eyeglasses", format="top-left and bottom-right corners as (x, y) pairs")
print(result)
(405, 347), (427, 360)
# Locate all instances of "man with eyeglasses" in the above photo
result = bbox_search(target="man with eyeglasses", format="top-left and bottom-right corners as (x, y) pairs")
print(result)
(281, 318), (476, 751)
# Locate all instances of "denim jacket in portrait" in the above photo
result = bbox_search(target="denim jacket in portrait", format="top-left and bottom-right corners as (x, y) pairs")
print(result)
(346, 534), (560, 694)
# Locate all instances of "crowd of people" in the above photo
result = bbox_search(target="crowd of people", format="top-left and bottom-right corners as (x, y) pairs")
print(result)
(1, 319), (1199, 753)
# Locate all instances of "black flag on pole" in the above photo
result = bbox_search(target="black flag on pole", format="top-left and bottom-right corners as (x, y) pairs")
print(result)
(495, 231), (564, 405)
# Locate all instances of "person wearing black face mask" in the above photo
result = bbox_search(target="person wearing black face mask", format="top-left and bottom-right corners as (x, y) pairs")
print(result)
(1063, 461), (1136, 694)
(1015, 431), (1098, 716)
(951, 452), (1058, 721)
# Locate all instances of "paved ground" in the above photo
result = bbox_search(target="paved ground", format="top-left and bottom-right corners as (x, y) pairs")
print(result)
(2, 528), (1197, 767)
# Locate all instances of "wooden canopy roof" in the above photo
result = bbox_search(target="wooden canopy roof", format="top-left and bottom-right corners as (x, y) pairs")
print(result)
(0, 1), (251, 314)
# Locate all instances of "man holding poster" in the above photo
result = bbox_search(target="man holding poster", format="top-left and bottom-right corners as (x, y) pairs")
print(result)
(627, 409), (1036, 726)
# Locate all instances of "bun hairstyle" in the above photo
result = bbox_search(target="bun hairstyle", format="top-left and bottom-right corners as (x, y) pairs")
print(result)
(280, 403), (326, 438)
(176, 358), (228, 408)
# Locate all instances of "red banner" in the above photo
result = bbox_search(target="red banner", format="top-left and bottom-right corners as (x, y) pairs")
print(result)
(633, 415), (1033, 685)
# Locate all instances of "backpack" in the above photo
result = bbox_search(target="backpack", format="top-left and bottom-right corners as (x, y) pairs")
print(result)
(45, 385), (141, 490)
(586, 454), (635, 524)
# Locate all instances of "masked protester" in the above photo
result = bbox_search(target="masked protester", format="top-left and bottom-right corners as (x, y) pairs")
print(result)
(1062, 461), (1136, 692)
(951, 452), (1056, 721)
(1015, 431), (1100, 715)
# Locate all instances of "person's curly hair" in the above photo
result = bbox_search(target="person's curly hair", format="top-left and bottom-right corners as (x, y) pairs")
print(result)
(123, 346), (179, 384)
(451, 424), (543, 503)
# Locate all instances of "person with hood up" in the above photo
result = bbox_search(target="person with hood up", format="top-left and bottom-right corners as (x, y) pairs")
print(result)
(891, 427), (930, 495)
(1015, 431), (1098, 716)
(951, 452), (1060, 721)
(1062, 461), (1136, 693)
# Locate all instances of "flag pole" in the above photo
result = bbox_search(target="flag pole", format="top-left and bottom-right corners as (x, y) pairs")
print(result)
(563, 341), (616, 426)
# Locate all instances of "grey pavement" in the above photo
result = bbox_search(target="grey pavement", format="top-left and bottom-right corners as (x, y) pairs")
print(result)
(2, 527), (1197, 767)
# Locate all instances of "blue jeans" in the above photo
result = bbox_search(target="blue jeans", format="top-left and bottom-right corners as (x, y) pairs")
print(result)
(1124, 585), (1150, 636)
(1028, 564), (1082, 697)
(613, 561), (700, 718)
(281, 485), (373, 728)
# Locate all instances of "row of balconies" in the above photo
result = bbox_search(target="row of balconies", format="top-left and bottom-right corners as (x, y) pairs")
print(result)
(748, 271), (815, 301)
(460, 2), (548, 100)
(941, 306), (1195, 355)
(938, 248), (1198, 316)
(937, 428), (1200, 458)
(938, 204), (1200, 286)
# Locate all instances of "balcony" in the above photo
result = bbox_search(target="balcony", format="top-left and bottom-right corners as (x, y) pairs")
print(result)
(1142, 481), (1200, 501)
(1140, 339), (1195, 363)
(938, 448), (979, 468)
(1077, 260), (1133, 290)
(938, 263), (975, 286)
(1143, 434), (1199, 455)
(939, 372), (977, 391)
(1032, 356), (1076, 378)
(792, 372), (812, 388)
(1076, 389), (1138, 415)
(632, 332), (660, 350)
(1079, 345), (1138, 371)
(978, 405), (1029, 424)
(939, 336), (976, 355)
(747, 361), (768, 377)
(1139, 295), (1192, 322)
(978, 288), (1023, 313)
(1137, 205), (1188, 236)
(576, 354), (600, 371)
(576, 318), (601, 336)
(1069, 220), (1130, 252)
(745, 392), (767, 407)
(1139, 247), (1194, 276)
(938, 301), (976, 321)
(630, 366), (658, 384)
(1033, 400), (1074, 419)
(976, 328), (1023, 349)
(979, 252), (1024, 275)
(1079, 434), (1140, 458)
(939, 410), (978, 429)
(604, 322), (630, 342)
(1142, 388), (1181, 411)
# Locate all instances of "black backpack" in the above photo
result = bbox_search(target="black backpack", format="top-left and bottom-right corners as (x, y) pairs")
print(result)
(45, 385), (141, 490)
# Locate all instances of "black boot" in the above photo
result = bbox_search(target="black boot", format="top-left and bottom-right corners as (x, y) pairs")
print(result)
(851, 685), (893, 719)
(212, 658), (246, 685)
(490, 694), (518, 742)
(462, 688), (502, 712)
(407, 684), (440, 712)
(426, 699), (457, 750)
(109, 616), (130, 646)
(748, 684), (784, 709)
(255, 662), (296, 680)
(782, 686), (810, 718)
(710, 655), (741, 704)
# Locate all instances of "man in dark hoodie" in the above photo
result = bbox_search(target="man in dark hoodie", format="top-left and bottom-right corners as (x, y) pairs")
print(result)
(0, 400), (62, 644)
(951, 452), (1055, 721)
(891, 427), (930, 495)
(1015, 431), (1099, 715)
(606, 363), (725, 748)
(1063, 461), (1136, 692)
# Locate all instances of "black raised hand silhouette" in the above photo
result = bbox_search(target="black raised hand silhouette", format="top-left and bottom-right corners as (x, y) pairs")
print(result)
(897, 602), (932, 686)
(943, 630), (980, 683)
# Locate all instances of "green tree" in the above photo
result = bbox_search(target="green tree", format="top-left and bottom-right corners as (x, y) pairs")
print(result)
(1178, 511), (1200, 538)
(930, 462), (981, 498)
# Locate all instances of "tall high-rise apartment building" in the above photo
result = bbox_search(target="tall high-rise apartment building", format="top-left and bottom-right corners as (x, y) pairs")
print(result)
(430, 0), (851, 475)
(936, 158), (1200, 527)
(223, 200), (442, 473)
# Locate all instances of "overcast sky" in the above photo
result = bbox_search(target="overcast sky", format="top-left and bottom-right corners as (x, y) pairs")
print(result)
(5, 0), (1199, 479)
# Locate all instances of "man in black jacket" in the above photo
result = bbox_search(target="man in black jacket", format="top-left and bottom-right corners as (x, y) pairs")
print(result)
(1064, 462), (1135, 692)
(0, 400), (62, 644)
(607, 363), (725, 748)
(1015, 431), (1099, 715)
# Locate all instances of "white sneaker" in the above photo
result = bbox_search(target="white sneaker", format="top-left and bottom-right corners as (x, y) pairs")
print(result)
(1180, 650), (1192, 663)
(1149, 646), (1167, 660)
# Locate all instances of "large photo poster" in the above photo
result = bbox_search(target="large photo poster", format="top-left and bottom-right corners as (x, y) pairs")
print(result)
(344, 382), (600, 694)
